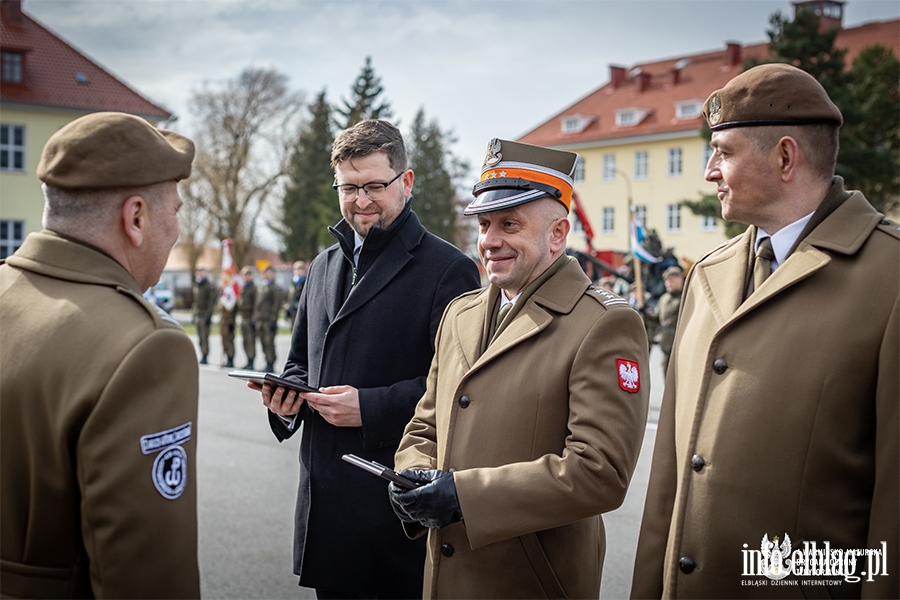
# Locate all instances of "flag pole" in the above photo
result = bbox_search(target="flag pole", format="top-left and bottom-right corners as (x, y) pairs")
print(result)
(615, 168), (644, 309)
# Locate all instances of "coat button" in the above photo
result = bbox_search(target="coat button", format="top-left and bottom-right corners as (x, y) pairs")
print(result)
(713, 358), (728, 374)
(691, 455), (706, 472)
(441, 543), (454, 557)
(458, 395), (470, 409)
(679, 556), (696, 574)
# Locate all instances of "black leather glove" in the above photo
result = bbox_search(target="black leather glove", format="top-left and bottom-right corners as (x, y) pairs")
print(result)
(388, 469), (463, 529)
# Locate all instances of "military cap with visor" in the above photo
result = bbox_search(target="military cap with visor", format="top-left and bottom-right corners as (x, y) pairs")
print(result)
(37, 111), (195, 189)
(702, 63), (843, 131)
(465, 138), (579, 215)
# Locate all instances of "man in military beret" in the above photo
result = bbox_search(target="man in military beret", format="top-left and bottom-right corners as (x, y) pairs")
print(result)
(389, 138), (650, 598)
(0, 112), (201, 598)
(239, 266), (258, 369)
(633, 63), (898, 598)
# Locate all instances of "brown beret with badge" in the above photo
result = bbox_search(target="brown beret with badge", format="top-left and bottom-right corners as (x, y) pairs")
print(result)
(464, 138), (579, 215)
(37, 111), (195, 189)
(702, 63), (843, 131)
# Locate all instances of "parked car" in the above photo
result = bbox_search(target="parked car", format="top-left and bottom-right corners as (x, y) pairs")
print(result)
(144, 282), (175, 313)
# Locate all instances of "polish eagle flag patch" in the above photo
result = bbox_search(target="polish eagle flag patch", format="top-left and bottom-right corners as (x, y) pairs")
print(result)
(616, 359), (640, 393)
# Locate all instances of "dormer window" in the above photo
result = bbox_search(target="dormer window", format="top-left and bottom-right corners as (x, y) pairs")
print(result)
(615, 108), (652, 127)
(560, 114), (597, 135)
(1, 51), (24, 83)
(675, 100), (702, 120)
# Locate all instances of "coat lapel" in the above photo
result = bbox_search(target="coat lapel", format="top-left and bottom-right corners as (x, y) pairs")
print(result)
(322, 250), (349, 324)
(452, 292), (491, 371)
(693, 232), (751, 328)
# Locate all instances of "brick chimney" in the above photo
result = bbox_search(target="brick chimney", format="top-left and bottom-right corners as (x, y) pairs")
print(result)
(610, 65), (626, 89)
(668, 67), (681, 86)
(1, 0), (24, 24)
(724, 42), (741, 67)
(634, 71), (651, 93)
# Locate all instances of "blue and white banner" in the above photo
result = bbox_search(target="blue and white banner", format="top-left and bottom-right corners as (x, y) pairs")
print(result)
(631, 218), (663, 264)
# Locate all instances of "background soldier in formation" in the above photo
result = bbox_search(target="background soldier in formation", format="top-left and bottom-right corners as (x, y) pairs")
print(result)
(254, 265), (280, 372)
(221, 298), (237, 368)
(285, 260), (306, 324)
(192, 267), (215, 364)
(239, 266), (258, 370)
(655, 266), (683, 373)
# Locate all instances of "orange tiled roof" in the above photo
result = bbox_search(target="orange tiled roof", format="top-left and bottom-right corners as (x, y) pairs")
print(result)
(519, 18), (899, 148)
(0, 3), (171, 119)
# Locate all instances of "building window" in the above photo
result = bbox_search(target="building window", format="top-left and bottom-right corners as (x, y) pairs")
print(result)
(602, 154), (616, 181)
(634, 205), (647, 227)
(634, 150), (648, 180)
(667, 147), (682, 177)
(1, 52), (23, 83)
(571, 212), (584, 234)
(0, 124), (25, 172)
(701, 215), (718, 231)
(0, 220), (25, 259)
(601, 207), (615, 234)
(675, 100), (702, 120)
(562, 117), (582, 134)
(573, 156), (585, 183)
(666, 204), (681, 232)
(702, 143), (713, 173)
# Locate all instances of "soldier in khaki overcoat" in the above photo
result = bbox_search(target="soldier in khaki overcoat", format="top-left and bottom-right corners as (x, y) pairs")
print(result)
(0, 112), (200, 598)
(389, 139), (650, 598)
(632, 64), (899, 599)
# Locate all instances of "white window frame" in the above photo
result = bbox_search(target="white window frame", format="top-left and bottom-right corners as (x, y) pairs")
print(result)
(634, 150), (648, 180)
(701, 215), (718, 231)
(675, 100), (702, 120)
(634, 205), (647, 228)
(667, 147), (682, 177)
(0, 123), (26, 173)
(570, 212), (584, 234)
(602, 154), (616, 182)
(702, 143), (713, 173)
(573, 156), (585, 183)
(0, 219), (26, 259)
(601, 207), (615, 234)
(615, 107), (652, 127)
(666, 203), (682, 232)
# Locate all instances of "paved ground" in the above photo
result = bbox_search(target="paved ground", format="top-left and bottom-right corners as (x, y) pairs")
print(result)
(190, 326), (663, 599)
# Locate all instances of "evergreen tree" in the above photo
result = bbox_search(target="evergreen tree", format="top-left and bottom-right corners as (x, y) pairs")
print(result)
(335, 56), (394, 130)
(407, 109), (459, 244)
(275, 89), (338, 260)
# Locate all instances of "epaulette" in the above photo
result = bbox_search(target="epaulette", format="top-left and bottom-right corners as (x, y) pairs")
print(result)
(584, 285), (630, 309)
(876, 217), (900, 241)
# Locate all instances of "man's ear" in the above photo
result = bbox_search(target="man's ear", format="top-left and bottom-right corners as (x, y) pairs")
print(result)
(549, 214), (571, 253)
(121, 194), (147, 247)
(776, 136), (800, 182)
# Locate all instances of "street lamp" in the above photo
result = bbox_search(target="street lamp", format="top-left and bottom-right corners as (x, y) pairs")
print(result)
(612, 167), (645, 309)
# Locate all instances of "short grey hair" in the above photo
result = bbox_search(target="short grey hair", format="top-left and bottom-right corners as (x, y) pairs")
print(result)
(42, 182), (169, 234)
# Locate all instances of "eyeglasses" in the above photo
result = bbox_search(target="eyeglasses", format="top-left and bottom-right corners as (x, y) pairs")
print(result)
(333, 171), (404, 202)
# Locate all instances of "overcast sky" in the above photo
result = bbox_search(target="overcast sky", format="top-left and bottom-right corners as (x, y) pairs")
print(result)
(26, 0), (900, 186)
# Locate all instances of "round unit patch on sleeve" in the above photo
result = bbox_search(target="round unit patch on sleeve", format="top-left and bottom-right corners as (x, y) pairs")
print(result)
(616, 358), (641, 393)
(152, 445), (188, 499)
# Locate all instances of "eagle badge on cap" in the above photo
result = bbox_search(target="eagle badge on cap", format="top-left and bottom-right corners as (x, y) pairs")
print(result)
(708, 93), (723, 126)
(484, 138), (503, 167)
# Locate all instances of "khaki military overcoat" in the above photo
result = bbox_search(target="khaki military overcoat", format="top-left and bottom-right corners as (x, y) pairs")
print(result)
(395, 258), (650, 599)
(0, 231), (200, 599)
(632, 183), (899, 599)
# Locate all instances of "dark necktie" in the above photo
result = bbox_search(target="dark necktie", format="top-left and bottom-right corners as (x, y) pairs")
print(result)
(491, 302), (513, 339)
(752, 237), (775, 293)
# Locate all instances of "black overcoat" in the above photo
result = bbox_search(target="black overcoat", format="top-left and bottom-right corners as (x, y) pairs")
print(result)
(269, 201), (480, 595)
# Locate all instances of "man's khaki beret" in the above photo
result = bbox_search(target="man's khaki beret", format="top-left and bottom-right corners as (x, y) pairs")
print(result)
(702, 63), (842, 131)
(37, 112), (195, 189)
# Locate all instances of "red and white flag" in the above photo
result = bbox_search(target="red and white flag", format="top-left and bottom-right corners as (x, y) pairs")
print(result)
(220, 239), (240, 311)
